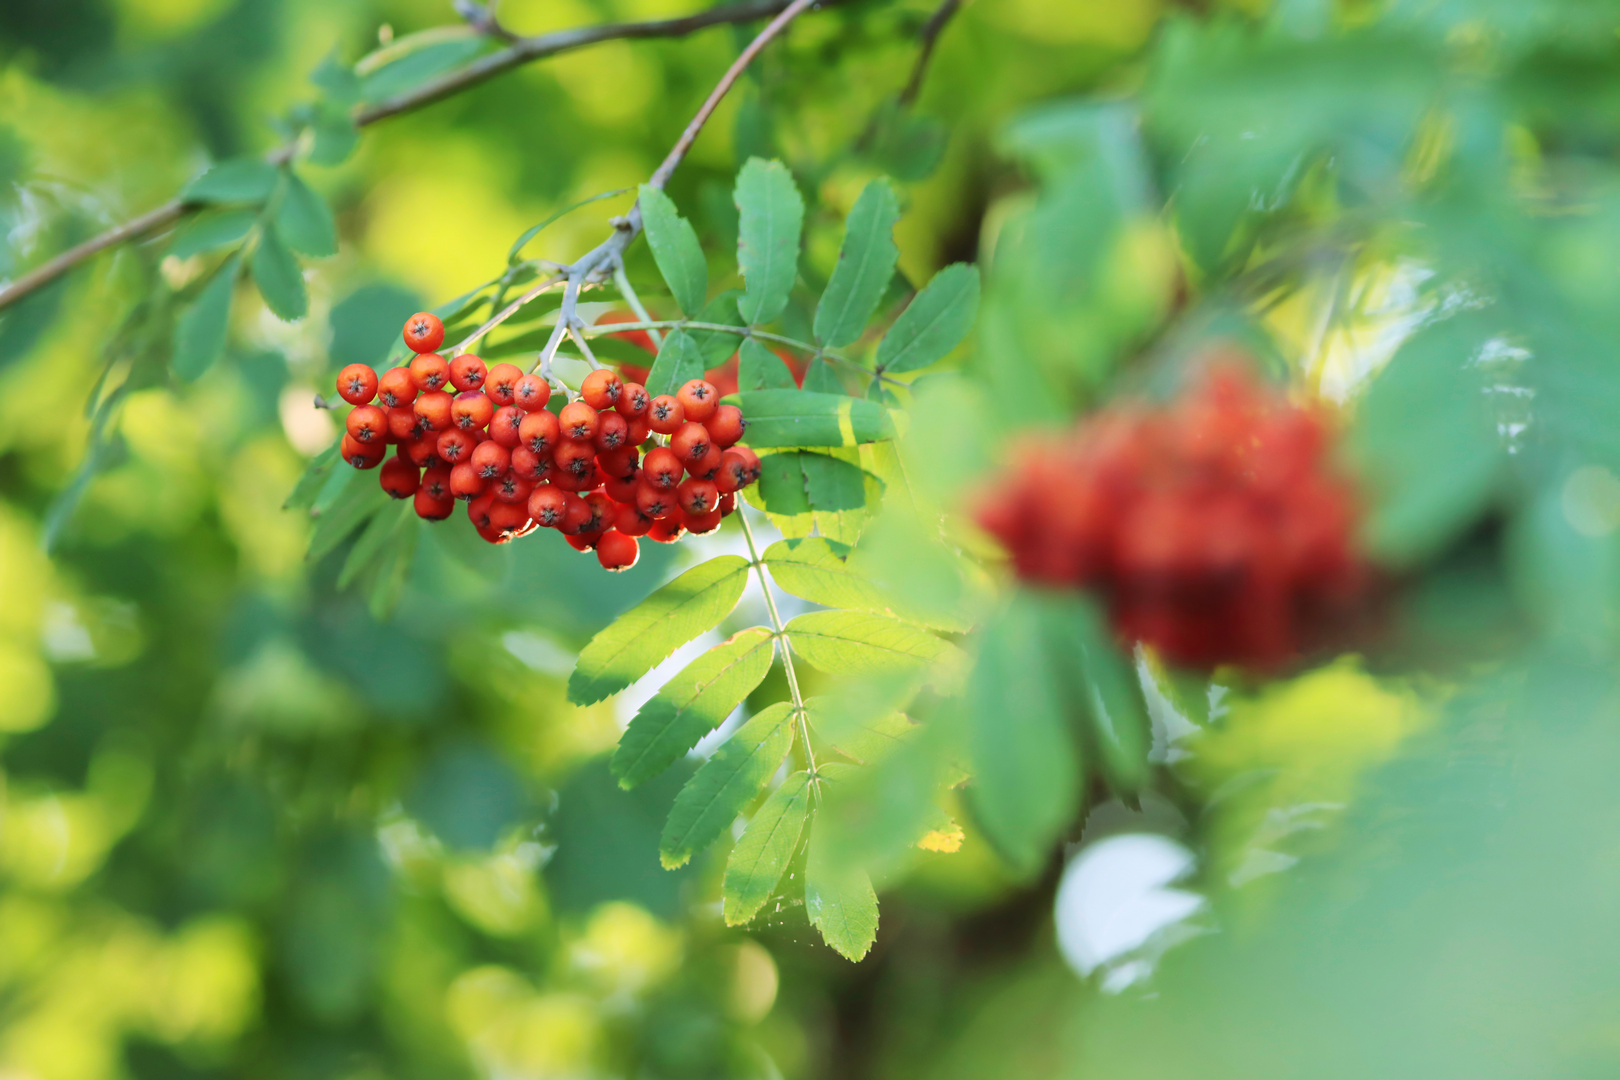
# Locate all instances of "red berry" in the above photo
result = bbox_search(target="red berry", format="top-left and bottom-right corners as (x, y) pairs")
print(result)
(337, 364), (379, 406)
(594, 411), (629, 452)
(378, 367), (417, 409)
(342, 434), (386, 469)
(409, 352), (450, 392)
(635, 482), (676, 519)
(404, 430), (441, 467)
(614, 502), (655, 537)
(511, 446), (554, 483)
(386, 406), (423, 443)
(519, 409), (561, 456)
(346, 405), (387, 444)
(554, 440), (595, 479)
(677, 478), (719, 516)
(421, 465), (452, 501)
(729, 446), (762, 483)
(490, 470), (532, 505)
(559, 401), (600, 443)
(676, 379), (718, 423)
(565, 532), (599, 552)
(449, 462), (486, 501)
(603, 471), (641, 504)
(488, 498), (527, 532)
(643, 447), (683, 490)
(528, 485), (568, 528)
(581, 368), (624, 410)
(617, 382), (650, 418)
(467, 492), (496, 530)
(626, 416), (651, 446)
(598, 446), (639, 480)
(648, 395), (684, 434)
(684, 508), (724, 536)
(686, 443), (723, 480)
(514, 375), (551, 412)
(647, 516), (687, 544)
(471, 440), (511, 480)
(380, 457), (420, 498)
(596, 530), (640, 572)
(414, 488), (455, 520)
(436, 428), (476, 464)
(716, 450), (751, 493)
(560, 493), (593, 535)
(414, 390), (454, 431)
(449, 354), (487, 393)
(670, 422), (712, 464)
(719, 492), (736, 517)
(705, 404), (745, 448)
(485, 363), (524, 406)
(451, 391), (494, 431)
(404, 312), (445, 353)
(552, 462), (600, 492)
(489, 405), (525, 448)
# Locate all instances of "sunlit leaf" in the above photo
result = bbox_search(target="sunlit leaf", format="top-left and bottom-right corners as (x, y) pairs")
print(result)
(787, 610), (958, 677)
(729, 389), (894, 448)
(875, 263), (980, 374)
(660, 702), (795, 869)
(569, 555), (751, 704)
(722, 770), (811, 925)
(613, 628), (776, 789)
(815, 179), (901, 348)
(805, 822), (879, 961)
(735, 157), (804, 325)
(639, 184), (708, 318)
(765, 537), (964, 631)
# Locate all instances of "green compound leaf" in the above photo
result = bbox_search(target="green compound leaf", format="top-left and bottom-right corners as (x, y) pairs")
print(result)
(806, 823), (879, 961)
(875, 262), (980, 374)
(182, 157), (280, 204)
(276, 171), (338, 258)
(786, 610), (959, 677)
(965, 594), (1081, 878)
(639, 184), (708, 318)
(805, 696), (916, 766)
(814, 179), (901, 348)
(612, 627), (776, 790)
(337, 499), (410, 590)
(765, 536), (966, 632)
(660, 702), (796, 869)
(688, 290), (746, 368)
(645, 328), (708, 399)
(172, 254), (238, 382)
(168, 210), (257, 260)
(249, 223), (308, 321)
(734, 157), (804, 325)
(729, 389), (895, 448)
(1040, 594), (1151, 794)
(569, 555), (751, 705)
(284, 438), (342, 512)
(738, 337), (797, 390)
(722, 770), (812, 925)
(306, 472), (389, 564)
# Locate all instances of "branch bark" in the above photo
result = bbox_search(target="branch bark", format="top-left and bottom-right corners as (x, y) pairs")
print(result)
(0, 0), (825, 316)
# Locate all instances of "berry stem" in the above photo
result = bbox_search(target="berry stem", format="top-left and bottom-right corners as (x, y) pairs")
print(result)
(612, 265), (663, 351)
(579, 319), (907, 387)
(451, 273), (567, 356)
(736, 502), (817, 774)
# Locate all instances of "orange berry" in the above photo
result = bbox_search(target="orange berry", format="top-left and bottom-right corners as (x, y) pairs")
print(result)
(403, 429), (441, 467)
(705, 404), (745, 448)
(686, 443), (723, 480)
(626, 416), (651, 446)
(414, 488), (454, 520)
(489, 405), (525, 448)
(635, 483), (676, 519)
(617, 382), (650, 418)
(642, 447), (683, 490)
(488, 498), (527, 532)
(485, 363), (524, 406)
(514, 374), (551, 411)
(518, 409), (561, 455)
(342, 433), (386, 469)
(685, 508), (724, 536)
(603, 471), (641, 504)
(559, 401), (600, 442)
(676, 379), (718, 423)
(377, 367), (416, 409)
(404, 312), (445, 353)
(380, 457), (420, 498)
(677, 478), (719, 516)
(560, 493), (593, 535)
(581, 368), (624, 410)
(614, 502), (655, 537)
(491, 470), (532, 505)
(451, 391), (494, 431)
(554, 440), (595, 479)
(336, 363), (378, 405)
(436, 428), (476, 464)
(594, 411), (629, 452)
(409, 352), (450, 392)
(511, 446), (554, 483)
(467, 492), (496, 530)
(470, 440), (511, 480)
(598, 446), (639, 480)
(647, 516), (688, 544)
(421, 465), (452, 501)
(670, 421), (712, 464)
(648, 394), (685, 434)
(414, 390), (454, 431)
(528, 485), (569, 528)
(448, 353), (487, 393)
(716, 450), (752, 492)
(386, 406), (423, 443)
(449, 461), (486, 500)
(346, 405), (387, 444)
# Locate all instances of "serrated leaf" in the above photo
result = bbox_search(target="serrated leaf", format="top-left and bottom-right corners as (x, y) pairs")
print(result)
(765, 537), (964, 632)
(688, 290), (746, 367)
(284, 439), (342, 511)
(806, 825), (879, 961)
(875, 263), (980, 374)
(660, 702), (795, 869)
(249, 224), (308, 321)
(172, 255), (238, 381)
(723, 770), (812, 925)
(800, 357), (843, 394)
(277, 171), (337, 257)
(739, 337), (797, 390)
(787, 610), (958, 677)
(569, 555), (752, 704)
(168, 210), (257, 260)
(307, 473), (389, 563)
(815, 180), (901, 348)
(613, 628), (776, 789)
(753, 450), (872, 516)
(965, 595), (1081, 877)
(729, 389), (894, 448)
(183, 158), (280, 204)
(644, 327), (708, 399)
(806, 696), (916, 765)
(338, 498), (410, 590)
(734, 157), (804, 325)
(639, 184), (708, 318)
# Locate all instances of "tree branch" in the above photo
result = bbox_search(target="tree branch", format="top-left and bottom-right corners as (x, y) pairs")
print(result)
(897, 0), (962, 107)
(0, 0), (828, 316)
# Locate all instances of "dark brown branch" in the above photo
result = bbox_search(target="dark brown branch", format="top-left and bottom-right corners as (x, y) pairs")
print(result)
(0, 0), (817, 316)
(898, 0), (962, 107)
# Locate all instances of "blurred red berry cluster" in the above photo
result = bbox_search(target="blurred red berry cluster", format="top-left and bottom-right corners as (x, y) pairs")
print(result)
(976, 363), (1368, 670)
(331, 312), (761, 572)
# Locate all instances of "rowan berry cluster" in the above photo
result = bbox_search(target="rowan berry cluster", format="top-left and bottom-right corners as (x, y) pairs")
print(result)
(332, 312), (760, 572)
(976, 364), (1367, 670)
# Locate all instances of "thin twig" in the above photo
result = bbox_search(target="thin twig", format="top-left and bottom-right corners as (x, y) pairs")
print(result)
(579, 317), (907, 386)
(449, 272), (566, 355)
(567, 325), (605, 370)
(612, 264), (663, 351)
(0, 0), (832, 315)
(897, 0), (962, 107)
(737, 505), (817, 774)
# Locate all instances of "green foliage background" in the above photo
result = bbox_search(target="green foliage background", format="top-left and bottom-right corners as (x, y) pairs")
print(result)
(6, 0), (1620, 1078)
